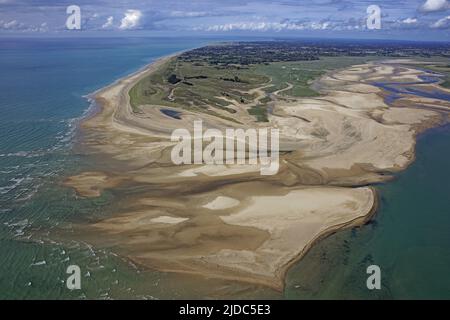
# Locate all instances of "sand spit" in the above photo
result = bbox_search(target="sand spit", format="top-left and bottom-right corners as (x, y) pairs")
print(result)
(64, 57), (449, 290)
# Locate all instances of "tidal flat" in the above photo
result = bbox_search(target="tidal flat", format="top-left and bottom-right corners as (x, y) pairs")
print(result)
(62, 42), (450, 294)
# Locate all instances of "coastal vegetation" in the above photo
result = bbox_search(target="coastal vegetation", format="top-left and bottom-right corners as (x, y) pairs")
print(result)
(128, 57), (268, 121)
(129, 45), (393, 122)
(130, 42), (449, 123)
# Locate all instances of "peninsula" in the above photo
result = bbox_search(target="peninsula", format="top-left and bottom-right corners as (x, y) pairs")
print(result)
(65, 42), (450, 290)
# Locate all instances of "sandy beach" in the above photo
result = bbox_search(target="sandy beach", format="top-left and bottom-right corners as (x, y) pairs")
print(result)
(64, 55), (449, 290)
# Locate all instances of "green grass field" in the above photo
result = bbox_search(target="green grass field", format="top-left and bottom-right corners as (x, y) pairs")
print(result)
(129, 58), (269, 117)
(253, 56), (380, 98)
(129, 55), (381, 122)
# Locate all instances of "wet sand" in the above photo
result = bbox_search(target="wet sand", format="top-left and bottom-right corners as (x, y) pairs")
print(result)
(64, 56), (449, 290)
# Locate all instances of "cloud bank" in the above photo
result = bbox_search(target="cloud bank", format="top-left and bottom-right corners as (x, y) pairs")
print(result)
(119, 9), (142, 30)
(0, 0), (449, 39)
(419, 0), (449, 13)
(102, 16), (114, 29)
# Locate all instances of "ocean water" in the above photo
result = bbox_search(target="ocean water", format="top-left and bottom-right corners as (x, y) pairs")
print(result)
(0, 37), (449, 299)
(0, 37), (210, 299)
(285, 123), (450, 299)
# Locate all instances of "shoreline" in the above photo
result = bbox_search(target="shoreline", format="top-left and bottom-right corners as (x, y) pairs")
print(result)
(125, 188), (377, 292)
(109, 186), (377, 292)
(65, 51), (449, 290)
(84, 54), (178, 125)
(279, 186), (380, 290)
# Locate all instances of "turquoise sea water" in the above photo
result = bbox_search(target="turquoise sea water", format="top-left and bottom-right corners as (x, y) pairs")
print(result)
(0, 37), (210, 299)
(0, 37), (449, 299)
(285, 123), (450, 299)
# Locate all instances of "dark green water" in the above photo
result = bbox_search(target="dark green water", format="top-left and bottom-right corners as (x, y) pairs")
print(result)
(285, 123), (450, 299)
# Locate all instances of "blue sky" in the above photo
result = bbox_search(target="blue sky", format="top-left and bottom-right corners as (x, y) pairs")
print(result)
(0, 0), (449, 40)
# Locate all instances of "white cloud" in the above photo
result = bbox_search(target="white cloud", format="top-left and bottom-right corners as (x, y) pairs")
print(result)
(204, 22), (306, 32)
(0, 19), (27, 30)
(419, 0), (449, 13)
(28, 22), (48, 32)
(102, 16), (114, 29)
(431, 15), (450, 28)
(119, 9), (142, 30)
(201, 19), (364, 32)
(402, 17), (418, 24)
(170, 11), (208, 18)
(311, 22), (330, 30)
(39, 22), (48, 32)
(3, 20), (18, 29)
(0, 19), (48, 32)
